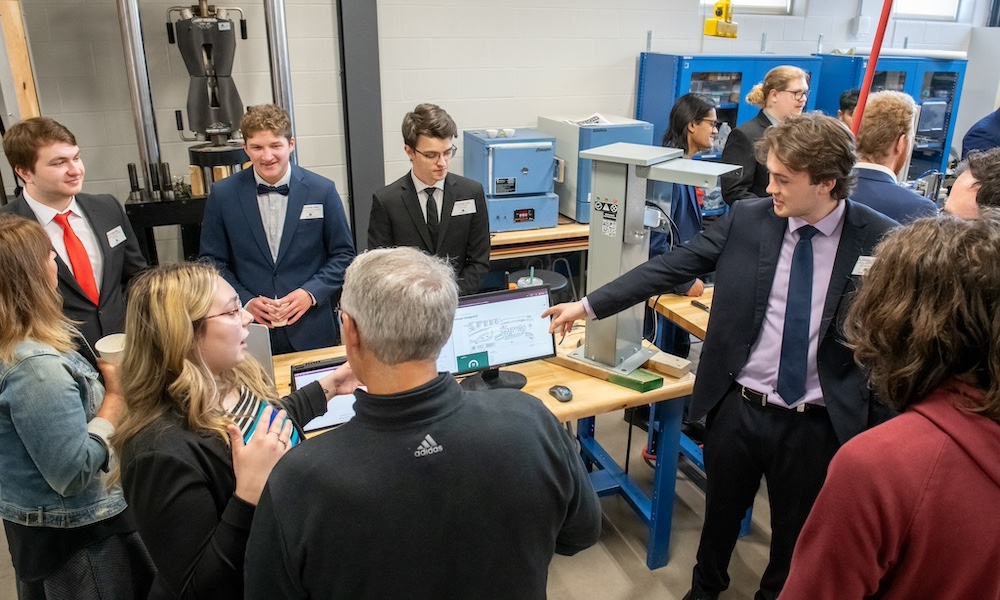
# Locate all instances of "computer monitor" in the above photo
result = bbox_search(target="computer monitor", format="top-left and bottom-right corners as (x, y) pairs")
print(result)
(917, 100), (948, 134)
(436, 285), (557, 391)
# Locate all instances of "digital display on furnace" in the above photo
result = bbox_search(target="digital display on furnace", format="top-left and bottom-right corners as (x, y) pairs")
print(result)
(513, 209), (535, 223)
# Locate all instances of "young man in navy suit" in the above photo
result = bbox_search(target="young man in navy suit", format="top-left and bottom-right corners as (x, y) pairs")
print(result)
(1, 117), (147, 349)
(368, 103), (490, 295)
(546, 114), (897, 600)
(200, 104), (355, 354)
(961, 105), (1000, 158)
(852, 91), (937, 224)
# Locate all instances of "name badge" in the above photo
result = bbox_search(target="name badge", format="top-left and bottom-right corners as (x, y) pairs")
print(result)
(852, 255), (875, 276)
(452, 199), (477, 216)
(301, 204), (324, 220)
(106, 226), (127, 248)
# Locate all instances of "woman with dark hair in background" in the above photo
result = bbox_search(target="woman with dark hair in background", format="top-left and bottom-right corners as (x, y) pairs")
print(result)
(0, 213), (153, 599)
(720, 65), (808, 204)
(780, 213), (1000, 599)
(634, 94), (719, 439)
(645, 93), (717, 358)
(660, 92), (720, 254)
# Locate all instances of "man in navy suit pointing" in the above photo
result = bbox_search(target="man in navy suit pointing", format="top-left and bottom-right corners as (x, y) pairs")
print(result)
(547, 114), (897, 600)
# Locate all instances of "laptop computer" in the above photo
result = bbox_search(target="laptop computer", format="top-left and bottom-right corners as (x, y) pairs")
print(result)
(245, 323), (276, 383)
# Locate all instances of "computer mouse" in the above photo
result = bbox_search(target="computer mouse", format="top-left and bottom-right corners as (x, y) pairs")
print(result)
(548, 385), (573, 403)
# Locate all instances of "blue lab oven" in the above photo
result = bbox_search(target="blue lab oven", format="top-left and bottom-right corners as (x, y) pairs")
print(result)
(463, 128), (559, 232)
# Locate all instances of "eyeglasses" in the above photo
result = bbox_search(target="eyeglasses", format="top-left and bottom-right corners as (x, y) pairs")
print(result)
(412, 145), (458, 162)
(781, 89), (809, 101)
(204, 306), (244, 320)
(698, 119), (723, 129)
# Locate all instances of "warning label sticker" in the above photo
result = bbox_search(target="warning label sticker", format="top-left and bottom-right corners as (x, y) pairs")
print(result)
(594, 198), (618, 237)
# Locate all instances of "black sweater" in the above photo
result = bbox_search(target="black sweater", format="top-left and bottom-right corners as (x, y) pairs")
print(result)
(245, 374), (602, 600)
(120, 382), (327, 600)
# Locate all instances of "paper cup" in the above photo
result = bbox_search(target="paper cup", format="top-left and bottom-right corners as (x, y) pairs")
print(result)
(94, 333), (126, 365)
(502, 128), (515, 138)
(485, 129), (499, 138)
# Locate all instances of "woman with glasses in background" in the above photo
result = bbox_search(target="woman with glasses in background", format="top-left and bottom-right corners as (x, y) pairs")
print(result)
(632, 94), (721, 439)
(0, 214), (153, 599)
(111, 261), (357, 600)
(721, 65), (809, 204)
(644, 93), (720, 358)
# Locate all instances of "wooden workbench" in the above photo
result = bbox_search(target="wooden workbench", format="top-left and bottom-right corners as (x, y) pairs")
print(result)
(488, 218), (590, 260)
(649, 287), (713, 340)
(272, 338), (693, 424)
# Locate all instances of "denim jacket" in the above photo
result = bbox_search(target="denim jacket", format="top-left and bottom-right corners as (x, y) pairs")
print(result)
(0, 340), (126, 527)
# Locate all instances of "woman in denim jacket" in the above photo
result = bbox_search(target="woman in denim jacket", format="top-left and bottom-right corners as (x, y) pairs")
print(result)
(0, 214), (153, 599)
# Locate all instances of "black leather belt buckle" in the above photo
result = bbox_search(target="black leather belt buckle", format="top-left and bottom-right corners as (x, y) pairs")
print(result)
(740, 385), (768, 406)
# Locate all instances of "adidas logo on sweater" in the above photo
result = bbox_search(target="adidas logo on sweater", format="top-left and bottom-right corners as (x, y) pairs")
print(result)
(413, 434), (443, 457)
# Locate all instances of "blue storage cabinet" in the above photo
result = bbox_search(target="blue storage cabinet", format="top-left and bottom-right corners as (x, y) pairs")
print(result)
(813, 53), (966, 179)
(635, 53), (823, 147)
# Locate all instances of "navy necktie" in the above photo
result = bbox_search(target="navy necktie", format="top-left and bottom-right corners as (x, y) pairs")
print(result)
(257, 183), (289, 196)
(424, 187), (439, 247)
(777, 225), (819, 404)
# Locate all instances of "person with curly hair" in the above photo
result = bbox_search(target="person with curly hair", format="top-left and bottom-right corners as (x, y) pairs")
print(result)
(781, 213), (1000, 600)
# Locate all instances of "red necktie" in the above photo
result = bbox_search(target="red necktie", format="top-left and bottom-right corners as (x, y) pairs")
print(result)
(53, 212), (99, 305)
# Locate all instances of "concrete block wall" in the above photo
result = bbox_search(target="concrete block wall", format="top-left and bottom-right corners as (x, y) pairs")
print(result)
(6, 0), (988, 261)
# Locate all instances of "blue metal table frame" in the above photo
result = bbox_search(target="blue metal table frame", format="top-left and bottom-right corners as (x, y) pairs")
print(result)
(576, 395), (686, 570)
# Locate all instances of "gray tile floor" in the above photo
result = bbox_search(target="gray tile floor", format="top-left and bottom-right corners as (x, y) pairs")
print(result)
(0, 344), (774, 599)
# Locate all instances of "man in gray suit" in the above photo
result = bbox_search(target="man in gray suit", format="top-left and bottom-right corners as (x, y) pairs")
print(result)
(1, 117), (146, 348)
(547, 114), (897, 600)
(368, 103), (490, 295)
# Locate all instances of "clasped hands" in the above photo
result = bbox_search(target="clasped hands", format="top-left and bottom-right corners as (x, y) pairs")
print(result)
(246, 289), (313, 328)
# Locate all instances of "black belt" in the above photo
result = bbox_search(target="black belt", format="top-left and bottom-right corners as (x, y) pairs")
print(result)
(739, 385), (825, 413)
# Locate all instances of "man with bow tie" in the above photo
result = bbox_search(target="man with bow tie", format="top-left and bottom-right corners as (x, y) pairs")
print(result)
(200, 104), (355, 353)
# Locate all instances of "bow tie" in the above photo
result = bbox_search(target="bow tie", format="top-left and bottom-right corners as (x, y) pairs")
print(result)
(256, 183), (289, 196)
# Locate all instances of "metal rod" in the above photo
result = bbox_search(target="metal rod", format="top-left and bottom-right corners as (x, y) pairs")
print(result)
(852, 0), (895, 134)
(263, 0), (297, 164)
(116, 0), (161, 195)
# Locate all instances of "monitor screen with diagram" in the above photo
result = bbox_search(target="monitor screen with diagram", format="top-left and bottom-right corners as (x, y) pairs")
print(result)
(436, 286), (556, 390)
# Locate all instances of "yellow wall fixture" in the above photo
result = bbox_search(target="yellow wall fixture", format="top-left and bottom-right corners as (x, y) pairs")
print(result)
(704, 0), (739, 38)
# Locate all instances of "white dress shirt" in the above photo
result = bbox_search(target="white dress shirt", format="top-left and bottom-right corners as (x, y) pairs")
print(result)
(410, 172), (443, 222)
(255, 166), (292, 262)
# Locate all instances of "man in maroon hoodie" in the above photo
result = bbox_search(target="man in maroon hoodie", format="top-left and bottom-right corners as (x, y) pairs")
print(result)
(780, 213), (1000, 600)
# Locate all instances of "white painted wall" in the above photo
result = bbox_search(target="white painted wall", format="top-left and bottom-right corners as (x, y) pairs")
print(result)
(5, 0), (990, 259)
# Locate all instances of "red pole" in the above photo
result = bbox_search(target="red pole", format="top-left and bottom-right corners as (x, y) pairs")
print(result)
(851, 0), (895, 135)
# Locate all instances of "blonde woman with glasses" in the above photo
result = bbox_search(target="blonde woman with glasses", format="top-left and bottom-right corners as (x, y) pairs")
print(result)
(721, 65), (809, 204)
(111, 261), (357, 600)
